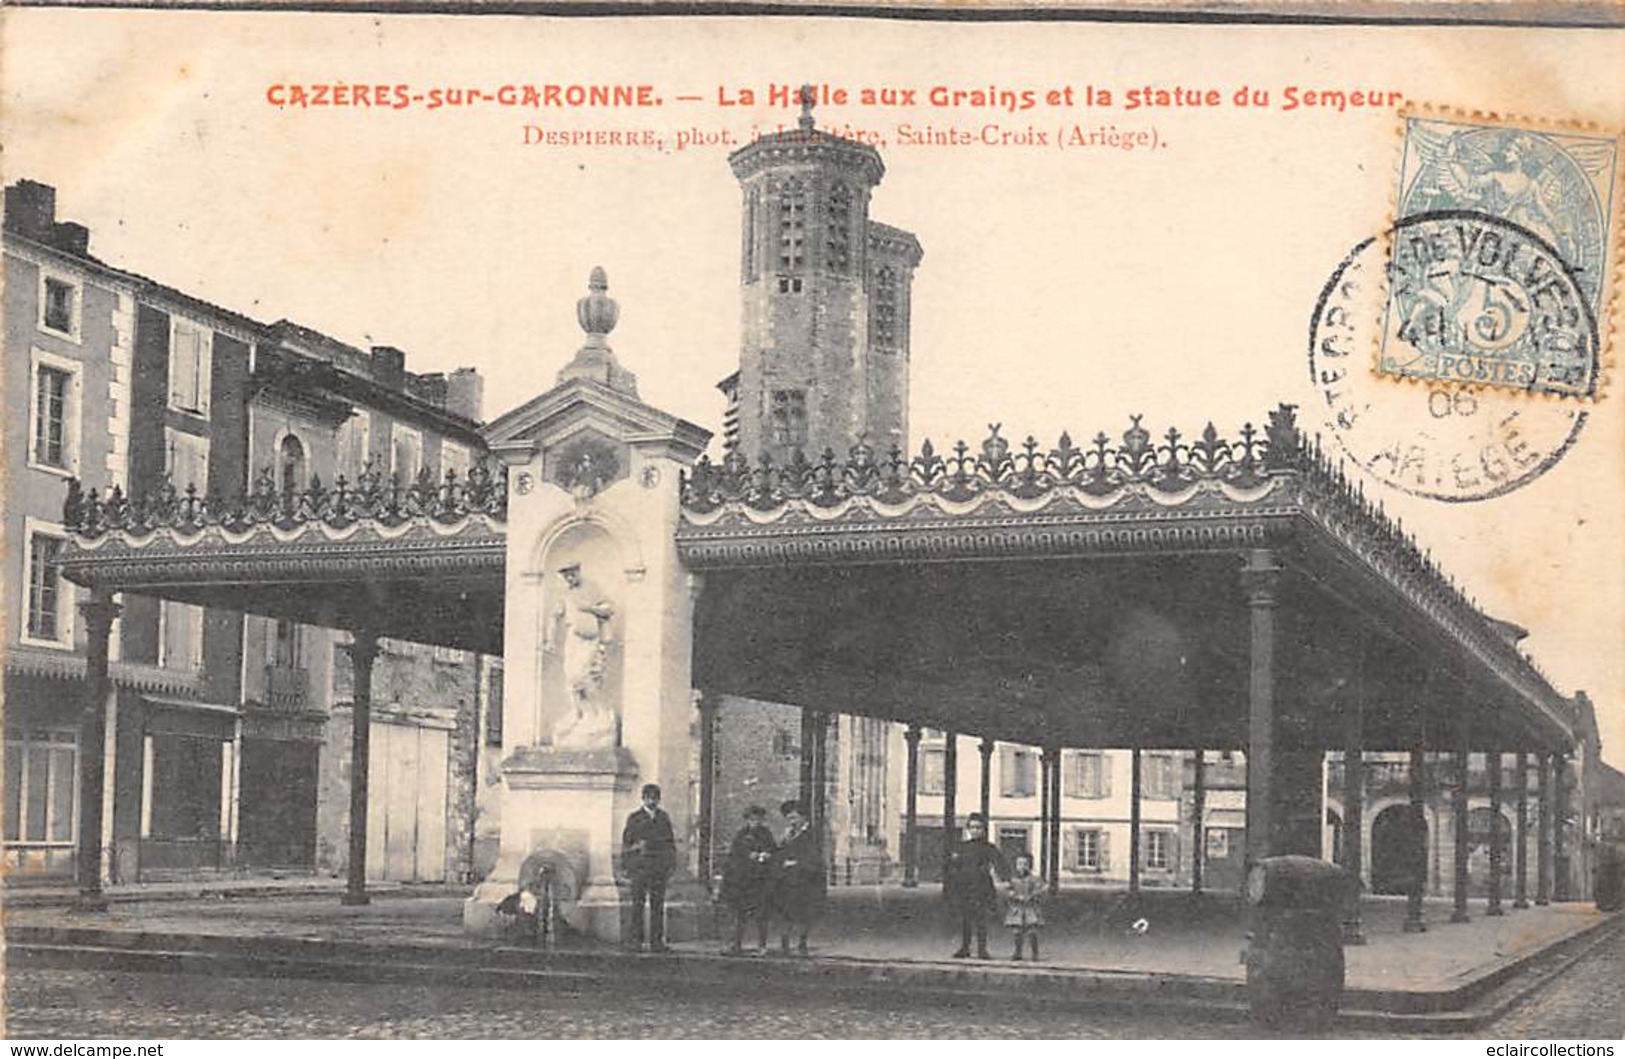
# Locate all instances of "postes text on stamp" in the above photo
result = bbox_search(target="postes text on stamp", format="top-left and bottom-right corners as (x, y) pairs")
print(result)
(1379, 114), (1619, 399)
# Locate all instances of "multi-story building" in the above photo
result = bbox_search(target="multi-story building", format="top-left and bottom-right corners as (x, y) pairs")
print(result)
(2, 180), (503, 885)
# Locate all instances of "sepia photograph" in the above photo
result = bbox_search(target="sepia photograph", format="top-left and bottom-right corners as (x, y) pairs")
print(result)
(2, 6), (1623, 1041)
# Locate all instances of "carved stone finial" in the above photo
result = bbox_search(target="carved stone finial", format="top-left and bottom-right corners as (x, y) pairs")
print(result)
(576, 266), (619, 344)
(558, 266), (638, 396)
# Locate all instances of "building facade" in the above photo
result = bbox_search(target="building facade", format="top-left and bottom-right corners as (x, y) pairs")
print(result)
(2, 180), (502, 885)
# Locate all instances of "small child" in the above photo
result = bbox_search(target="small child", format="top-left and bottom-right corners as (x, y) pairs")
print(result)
(495, 883), (542, 944)
(1004, 854), (1046, 961)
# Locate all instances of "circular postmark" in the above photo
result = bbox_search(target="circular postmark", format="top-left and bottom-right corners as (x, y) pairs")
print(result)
(1310, 211), (1593, 502)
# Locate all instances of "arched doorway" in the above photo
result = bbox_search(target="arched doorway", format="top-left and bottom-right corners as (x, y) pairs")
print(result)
(1371, 804), (1427, 895)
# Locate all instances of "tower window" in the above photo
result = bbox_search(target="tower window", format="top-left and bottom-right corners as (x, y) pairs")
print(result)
(825, 182), (853, 274)
(777, 180), (805, 273)
(777, 276), (804, 294)
(769, 389), (807, 451)
(872, 265), (899, 351)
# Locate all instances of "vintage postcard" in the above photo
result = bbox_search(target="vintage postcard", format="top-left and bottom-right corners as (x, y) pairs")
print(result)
(3, 7), (1623, 1043)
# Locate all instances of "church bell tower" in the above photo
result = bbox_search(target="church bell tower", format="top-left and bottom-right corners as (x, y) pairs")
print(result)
(723, 89), (923, 465)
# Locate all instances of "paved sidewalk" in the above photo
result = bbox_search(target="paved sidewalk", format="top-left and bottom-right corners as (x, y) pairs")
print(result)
(5, 882), (1609, 997)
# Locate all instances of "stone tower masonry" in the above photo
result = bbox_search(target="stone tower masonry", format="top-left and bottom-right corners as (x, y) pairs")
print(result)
(724, 95), (923, 464)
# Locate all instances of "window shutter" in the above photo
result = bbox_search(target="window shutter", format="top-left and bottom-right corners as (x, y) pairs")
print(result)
(999, 747), (1015, 797)
(1062, 827), (1077, 873)
(1101, 755), (1114, 799)
(1169, 829), (1182, 877)
(1099, 829), (1111, 873)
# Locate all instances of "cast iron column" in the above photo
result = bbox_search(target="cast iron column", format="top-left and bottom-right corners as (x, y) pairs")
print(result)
(1191, 749), (1206, 898)
(74, 591), (121, 912)
(1553, 753), (1569, 902)
(941, 730), (958, 886)
(697, 692), (717, 889)
(903, 724), (921, 888)
(1404, 745), (1428, 933)
(1054, 749), (1065, 892)
(978, 737), (994, 823)
(1487, 750), (1504, 916)
(1241, 549), (1280, 869)
(343, 628), (380, 906)
(1536, 751), (1552, 906)
(799, 708), (816, 811)
(1039, 745), (1053, 885)
(1513, 751), (1530, 909)
(1450, 735), (1471, 924)
(812, 712), (830, 838)
(1129, 747), (1143, 896)
(1342, 741), (1366, 944)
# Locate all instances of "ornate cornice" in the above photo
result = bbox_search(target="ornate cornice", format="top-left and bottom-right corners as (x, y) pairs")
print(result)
(681, 405), (1578, 747)
(728, 132), (886, 185)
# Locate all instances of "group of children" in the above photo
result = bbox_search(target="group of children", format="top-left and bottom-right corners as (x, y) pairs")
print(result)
(718, 800), (828, 956)
(722, 806), (1046, 961)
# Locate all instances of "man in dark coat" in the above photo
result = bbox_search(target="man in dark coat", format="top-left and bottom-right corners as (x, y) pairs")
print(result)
(621, 783), (677, 952)
(945, 812), (1007, 959)
(719, 804), (777, 954)
(771, 800), (825, 956)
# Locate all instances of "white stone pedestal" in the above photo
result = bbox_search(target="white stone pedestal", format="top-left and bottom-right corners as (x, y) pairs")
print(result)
(462, 746), (715, 944)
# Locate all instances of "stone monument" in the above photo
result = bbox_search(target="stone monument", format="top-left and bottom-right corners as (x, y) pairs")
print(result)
(463, 269), (711, 942)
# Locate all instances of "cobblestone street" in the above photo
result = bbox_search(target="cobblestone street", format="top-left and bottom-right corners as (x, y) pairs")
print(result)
(5, 966), (1248, 1039)
(1484, 923), (1625, 1040)
(4, 925), (1618, 1039)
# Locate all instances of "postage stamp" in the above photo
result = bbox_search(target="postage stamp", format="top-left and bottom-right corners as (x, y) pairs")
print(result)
(1376, 113), (1620, 399)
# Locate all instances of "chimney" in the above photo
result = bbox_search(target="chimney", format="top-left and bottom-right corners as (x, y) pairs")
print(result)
(370, 345), (406, 389)
(5, 180), (57, 241)
(52, 222), (90, 257)
(408, 371), (448, 407)
(445, 367), (484, 422)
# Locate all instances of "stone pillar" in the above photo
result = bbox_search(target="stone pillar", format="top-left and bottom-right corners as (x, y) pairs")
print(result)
(1191, 750), (1207, 898)
(1514, 751), (1530, 909)
(903, 724), (921, 888)
(978, 737), (994, 823)
(697, 692), (717, 888)
(343, 628), (380, 907)
(1129, 747), (1143, 896)
(75, 592), (121, 912)
(1450, 738), (1471, 924)
(1240, 549), (1280, 868)
(941, 730), (958, 886)
(1536, 751), (1553, 906)
(1404, 745), (1428, 933)
(1342, 739), (1366, 944)
(1487, 750), (1504, 916)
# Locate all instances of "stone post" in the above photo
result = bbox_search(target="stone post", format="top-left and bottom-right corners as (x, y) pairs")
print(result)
(1039, 745), (1053, 886)
(1048, 745), (1063, 894)
(75, 592), (121, 912)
